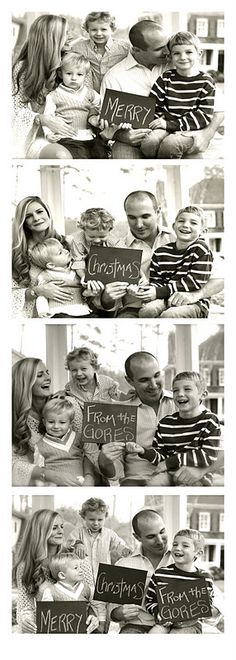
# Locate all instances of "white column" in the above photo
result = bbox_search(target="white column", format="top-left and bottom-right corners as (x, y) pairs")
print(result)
(163, 494), (187, 542)
(46, 325), (68, 392)
(175, 325), (199, 373)
(31, 495), (55, 512)
(165, 166), (182, 227)
(40, 165), (65, 234)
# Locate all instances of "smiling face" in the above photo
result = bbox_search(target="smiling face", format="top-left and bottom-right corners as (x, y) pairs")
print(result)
(171, 534), (198, 571)
(126, 356), (164, 406)
(24, 201), (50, 233)
(61, 64), (86, 90)
(171, 43), (200, 77)
(135, 515), (168, 557)
(172, 378), (202, 418)
(85, 226), (110, 245)
(84, 510), (106, 533)
(87, 19), (112, 45)
(61, 557), (82, 586)
(48, 243), (71, 268)
(48, 515), (64, 547)
(69, 357), (96, 387)
(31, 361), (51, 399)
(125, 195), (160, 244)
(173, 211), (203, 248)
(44, 410), (71, 439)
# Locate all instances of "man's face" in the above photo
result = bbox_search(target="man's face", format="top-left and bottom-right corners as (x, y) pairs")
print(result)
(135, 515), (168, 556)
(134, 27), (169, 67)
(125, 195), (160, 243)
(126, 356), (164, 405)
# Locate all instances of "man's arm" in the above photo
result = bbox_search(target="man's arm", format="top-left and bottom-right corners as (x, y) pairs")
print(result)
(182, 112), (224, 154)
(168, 278), (224, 307)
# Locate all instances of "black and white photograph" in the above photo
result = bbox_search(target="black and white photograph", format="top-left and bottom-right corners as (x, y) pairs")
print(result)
(12, 492), (224, 634)
(11, 161), (224, 320)
(12, 321), (224, 487)
(12, 9), (224, 160)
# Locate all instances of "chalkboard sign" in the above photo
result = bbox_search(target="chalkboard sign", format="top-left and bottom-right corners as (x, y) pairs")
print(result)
(86, 246), (142, 285)
(94, 563), (147, 604)
(100, 89), (156, 128)
(155, 575), (212, 624)
(81, 402), (137, 444)
(37, 601), (88, 634)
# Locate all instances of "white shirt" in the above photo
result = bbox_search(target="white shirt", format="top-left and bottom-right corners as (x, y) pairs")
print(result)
(100, 51), (166, 100)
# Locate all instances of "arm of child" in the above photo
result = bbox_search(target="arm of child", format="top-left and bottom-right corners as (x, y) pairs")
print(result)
(165, 243), (213, 297)
(145, 570), (160, 622)
(165, 414), (221, 472)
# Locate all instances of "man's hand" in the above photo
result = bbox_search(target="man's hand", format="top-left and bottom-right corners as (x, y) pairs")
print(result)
(168, 291), (199, 306)
(125, 442), (144, 454)
(101, 282), (128, 308)
(155, 460), (167, 474)
(98, 442), (125, 479)
(173, 466), (205, 486)
(126, 284), (156, 302)
(86, 614), (99, 634)
(82, 279), (104, 298)
(149, 117), (167, 130)
(112, 604), (144, 622)
(114, 127), (152, 146)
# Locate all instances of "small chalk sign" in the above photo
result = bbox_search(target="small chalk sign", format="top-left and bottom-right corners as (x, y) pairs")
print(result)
(94, 563), (147, 604)
(81, 402), (137, 444)
(36, 601), (88, 634)
(155, 575), (212, 624)
(86, 245), (142, 285)
(100, 89), (155, 128)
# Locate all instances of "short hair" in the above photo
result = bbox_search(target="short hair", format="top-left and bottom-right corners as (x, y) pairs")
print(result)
(83, 12), (116, 32)
(49, 553), (78, 581)
(79, 208), (115, 231)
(174, 205), (207, 230)
(42, 398), (75, 423)
(124, 190), (159, 212)
(168, 31), (201, 53)
(80, 498), (109, 518)
(29, 238), (62, 269)
(125, 351), (158, 380)
(129, 20), (164, 51)
(60, 51), (91, 74)
(172, 371), (206, 394)
(173, 528), (205, 553)
(65, 346), (99, 371)
(132, 509), (164, 536)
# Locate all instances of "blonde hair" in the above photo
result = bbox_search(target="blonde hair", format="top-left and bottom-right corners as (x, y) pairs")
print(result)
(49, 553), (79, 581)
(60, 51), (90, 74)
(172, 371), (206, 394)
(43, 398), (75, 423)
(83, 12), (116, 32)
(29, 238), (63, 269)
(79, 208), (115, 231)
(65, 346), (99, 371)
(168, 31), (201, 53)
(173, 528), (205, 554)
(174, 205), (207, 231)
(12, 357), (48, 455)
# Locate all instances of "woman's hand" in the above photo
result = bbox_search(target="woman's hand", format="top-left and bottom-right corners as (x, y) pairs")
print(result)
(34, 282), (73, 303)
(41, 115), (76, 139)
(21, 610), (37, 634)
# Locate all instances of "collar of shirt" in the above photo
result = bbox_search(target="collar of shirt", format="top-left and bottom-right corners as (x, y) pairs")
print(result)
(125, 388), (173, 408)
(58, 83), (85, 96)
(122, 50), (161, 74)
(89, 35), (114, 53)
(133, 545), (172, 568)
(125, 226), (174, 249)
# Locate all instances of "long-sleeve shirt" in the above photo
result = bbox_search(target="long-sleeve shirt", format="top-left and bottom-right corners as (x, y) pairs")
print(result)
(145, 563), (214, 625)
(74, 36), (130, 93)
(67, 525), (130, 586)
(150, 238), (213, 317)
(140, 408), (221, 471)
(150, 69), (215, 132)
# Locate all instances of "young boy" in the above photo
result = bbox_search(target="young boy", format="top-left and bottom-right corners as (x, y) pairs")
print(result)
(126, 371), (221, 485)
(138, 205), (213, 318)
(145, 529), (214, 634)
(43, 52), (108, 159)
(73, 12), (130, 92)
(141, 31), (215, 159)
(35, 398), (94, 485)
(66, 498), (132, 633)
(39, 553), (100, 633)
(29, 238), (92, 318)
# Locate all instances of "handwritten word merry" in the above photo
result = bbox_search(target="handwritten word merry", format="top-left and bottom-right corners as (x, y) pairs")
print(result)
(38, 610), (84, 634)
(103, 97), (153, 126)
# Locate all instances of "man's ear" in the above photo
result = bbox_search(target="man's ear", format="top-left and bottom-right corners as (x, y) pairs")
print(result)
(133, 531), (141, 542)
(58, 570), (66, 581)
(46, 262), (56, 269)
(125, 374), (134, 387)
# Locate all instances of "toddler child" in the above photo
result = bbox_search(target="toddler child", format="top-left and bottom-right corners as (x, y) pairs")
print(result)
(146, 529), (214, 634)
(73, 12), (130, 93)
(39, 553), (100, 633)
(43, 51), (108, 159)
(141, 32), (215, 159)
(139, 205), (213, 318)
(29, 238), (92, 318)
(126, 371), (221, 485)
(35, 398), (95, 486)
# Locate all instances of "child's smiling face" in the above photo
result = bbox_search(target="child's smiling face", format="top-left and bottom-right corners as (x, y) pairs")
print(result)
(69, 357), (96, 387)
(87, 19), (112, 46)
(171, 535), (198, 569)
(85, 226), (111, 245)
(44, 411), (71, 439)
(172, 378), (203, 418)
(173, 211), (204, 246)
(171, 43), (200, 76)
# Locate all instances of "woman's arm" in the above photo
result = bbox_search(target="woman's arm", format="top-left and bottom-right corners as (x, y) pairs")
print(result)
(16, 564), (37, 633)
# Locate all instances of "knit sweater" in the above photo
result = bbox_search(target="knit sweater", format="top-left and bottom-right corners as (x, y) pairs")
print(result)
(44, 84), (100, 139)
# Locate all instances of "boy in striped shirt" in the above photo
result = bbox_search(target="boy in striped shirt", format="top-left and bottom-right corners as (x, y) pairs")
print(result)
(126, 371), (221, 485)
(145, 528), (214, 634)
(139, 205), (213, 318)
(141, 31), (215, 159)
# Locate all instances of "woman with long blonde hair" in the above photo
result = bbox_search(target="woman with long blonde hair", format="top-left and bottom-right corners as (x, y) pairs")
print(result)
(12, 14), (75, 158)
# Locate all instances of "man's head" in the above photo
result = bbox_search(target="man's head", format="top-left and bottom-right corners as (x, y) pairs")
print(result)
(125, 352), (164, 405)
(132, 509), (168, 556)
(129, 20), (169, 68)
(124, 191), (161, 243)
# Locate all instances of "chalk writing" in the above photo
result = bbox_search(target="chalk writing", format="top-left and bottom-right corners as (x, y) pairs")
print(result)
(86, 246), (142, 285)
(82, 403), (137, 444)
(94, 563), (147, 604)
(36, 602), (87, 634)
(156, 576), (211, 623)
(100, 89), (156, 128)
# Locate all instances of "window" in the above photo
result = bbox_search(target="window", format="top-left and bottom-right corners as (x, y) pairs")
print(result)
(201, 368), (211, 387)
(199, 512), (210, 531)
(205, 210), (216, 229)
(219, 513), (224, 532)
(219, 368), (224, 386)
(217, 19), (224, 38)
(196, 18), (208, 37)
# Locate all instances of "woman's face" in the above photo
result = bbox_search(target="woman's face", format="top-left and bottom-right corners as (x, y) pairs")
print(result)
(32, 361), (51, 398)
(48, 515), (64, 546)
(24, 201), (50, 233)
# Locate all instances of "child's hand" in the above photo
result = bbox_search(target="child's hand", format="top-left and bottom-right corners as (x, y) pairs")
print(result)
(82, 279), (104, 297)
(149, 117), (167, 130)
(74, 541), (87, 559)
(86, 614), (99, 634)
(125, 442), (144, 454)
(98, 118), (109, 131)
(121, 546), (132, 557)
(156, 460), (167, 474)
(76, 476), (84, 486)
(117, 122), (133, 130)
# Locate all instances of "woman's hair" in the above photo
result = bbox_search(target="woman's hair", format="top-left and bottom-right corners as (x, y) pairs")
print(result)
(65, 346), (99, 371)
(14, 509), (63, 594)
(12, 14), (67, 105)
(79, 208), (115, 231)
(80, 498), (109, 518)
(60, 51), (90, 74)
(12, 357), (45, 455)
(12, 196), (65, 285)
(42, 398), (75, 424)
(83, 12), (116, 32)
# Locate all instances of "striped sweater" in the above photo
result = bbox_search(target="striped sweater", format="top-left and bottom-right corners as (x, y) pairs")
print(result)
(145, 563), (213, 623)
(150, 69), (215, 132)
(140, 408), (221, 471)
(149, 238), (213, 317)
